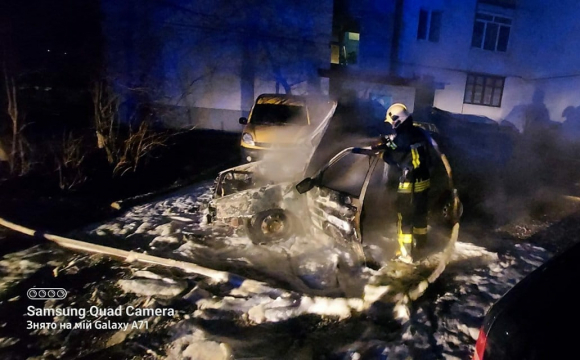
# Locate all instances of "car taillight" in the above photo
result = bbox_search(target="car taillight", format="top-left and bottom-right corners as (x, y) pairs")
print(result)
(473, 327), (487, 360)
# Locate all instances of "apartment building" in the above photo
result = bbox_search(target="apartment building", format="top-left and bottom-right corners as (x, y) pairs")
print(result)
(330, 0), (580, 132)
(102, 0), (580, 133)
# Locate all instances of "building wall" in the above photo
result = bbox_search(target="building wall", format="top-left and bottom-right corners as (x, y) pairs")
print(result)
(397, 0), (476, 74)
(534, 76), (580, 122)
(389, 0), (580, 131)
(357, 0), (396, 73)
(514, 0), (580, 79)
(102, 0), (580, 132)
(424, 66), (533, 130)
(102, 0), (333, 131)
(341, 81), (416, 111)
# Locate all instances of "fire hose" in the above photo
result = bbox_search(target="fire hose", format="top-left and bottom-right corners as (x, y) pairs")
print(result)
(0, 217), (368, 322)
(0, 214), (459, 323)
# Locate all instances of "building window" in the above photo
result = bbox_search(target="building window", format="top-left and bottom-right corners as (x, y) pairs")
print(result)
(463, 73), (505, 107)
(471, 12), (512, 52)
(343, 32), (359, 64)
(417, 9), (441, 42)
(331, 31), (360, 65)
(330, 44), (340, 64)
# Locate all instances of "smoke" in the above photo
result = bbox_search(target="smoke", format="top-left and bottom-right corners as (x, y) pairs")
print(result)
(439, 106), (580, 231)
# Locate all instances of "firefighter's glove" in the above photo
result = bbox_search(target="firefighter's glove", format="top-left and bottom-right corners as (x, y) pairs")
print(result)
(381, 134), (397, 150)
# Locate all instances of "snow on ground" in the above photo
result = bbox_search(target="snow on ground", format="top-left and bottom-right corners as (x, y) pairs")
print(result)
(0, 246), (62, 295)
(0, 181), (554, 359)
(85, 181), (370, 297)
(405, 241), (550, 359)
(81, 181), (552, 358)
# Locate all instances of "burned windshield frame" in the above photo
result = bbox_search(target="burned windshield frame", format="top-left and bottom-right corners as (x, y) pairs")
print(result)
(320, 152), (375, 198)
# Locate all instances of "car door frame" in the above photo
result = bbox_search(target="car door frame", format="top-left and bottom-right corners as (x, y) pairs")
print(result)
(304, 147), (381, 243)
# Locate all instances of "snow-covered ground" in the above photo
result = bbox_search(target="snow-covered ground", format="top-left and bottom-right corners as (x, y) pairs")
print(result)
(0, 181), (555, 359)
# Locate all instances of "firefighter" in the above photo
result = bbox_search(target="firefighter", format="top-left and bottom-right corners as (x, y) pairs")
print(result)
(383, 103), (431, 263)
(356, 103), (431, 263)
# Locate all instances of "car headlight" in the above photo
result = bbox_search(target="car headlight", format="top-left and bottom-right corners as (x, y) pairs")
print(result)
(242, 132), (255, 146)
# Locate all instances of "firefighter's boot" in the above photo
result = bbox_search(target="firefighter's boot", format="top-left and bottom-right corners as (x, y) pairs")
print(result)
(413, 226), (428, 257)
(397, 233), (414, 264)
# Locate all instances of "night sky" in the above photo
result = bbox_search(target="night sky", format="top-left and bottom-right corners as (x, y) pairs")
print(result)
(1, 0), (101, 88)
(1, 0), (102, 129)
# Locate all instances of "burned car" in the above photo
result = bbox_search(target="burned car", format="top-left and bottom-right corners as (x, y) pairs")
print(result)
(207, 137), (462, 260)
(207, 159), (309, 244)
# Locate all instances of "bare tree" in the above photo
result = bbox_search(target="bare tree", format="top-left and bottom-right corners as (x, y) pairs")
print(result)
(1, 15), (31, 176)
(0, 139), (7, 163)
(92, 79), (120, 164)
(113, 120), (169, 176)
(55, 132), (87, 190)
(91, 78), (172, 176)
(2, 61), (30, 175)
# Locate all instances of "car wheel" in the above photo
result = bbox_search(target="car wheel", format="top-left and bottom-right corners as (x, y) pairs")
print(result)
(246, 209), (296, 245)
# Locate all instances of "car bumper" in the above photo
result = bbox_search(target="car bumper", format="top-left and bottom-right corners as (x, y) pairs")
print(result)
(241, 145), (310, 163)
(241, 146), (265, 163)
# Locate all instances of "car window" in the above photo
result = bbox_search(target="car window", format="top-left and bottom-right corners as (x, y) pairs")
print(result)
(250, 104), (308, 125)
(320, 153), (373, 197)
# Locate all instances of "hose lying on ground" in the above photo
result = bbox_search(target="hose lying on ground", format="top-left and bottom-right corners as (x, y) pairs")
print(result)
(0, 217), (366, 321)
(0, 217), (281, 294)
(0, 217), (458, 324)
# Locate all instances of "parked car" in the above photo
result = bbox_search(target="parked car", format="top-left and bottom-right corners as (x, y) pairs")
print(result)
(207, 141), (461, 261)
(238, 93), (336, 163)
(472, 241), (580, 360)
(425, 107), (519, 170)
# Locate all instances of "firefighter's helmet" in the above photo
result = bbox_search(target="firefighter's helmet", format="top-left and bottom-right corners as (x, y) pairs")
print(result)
(385, 103), (410, 129)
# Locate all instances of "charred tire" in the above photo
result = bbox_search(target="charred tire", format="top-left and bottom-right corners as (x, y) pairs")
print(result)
(246, 209), (296, 245)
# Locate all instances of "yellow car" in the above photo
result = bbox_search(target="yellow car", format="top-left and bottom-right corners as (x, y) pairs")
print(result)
(239, 94), (336, 163)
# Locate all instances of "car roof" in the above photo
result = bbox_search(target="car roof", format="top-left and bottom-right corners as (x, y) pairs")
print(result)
(484, 240), (580, 332)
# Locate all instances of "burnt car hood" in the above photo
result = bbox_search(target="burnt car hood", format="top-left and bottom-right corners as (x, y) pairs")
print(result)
(210, 160), (305, 220)
(212, 182), (297, 220)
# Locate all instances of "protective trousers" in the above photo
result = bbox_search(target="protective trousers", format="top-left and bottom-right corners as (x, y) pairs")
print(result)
(396, 178), (430, 259)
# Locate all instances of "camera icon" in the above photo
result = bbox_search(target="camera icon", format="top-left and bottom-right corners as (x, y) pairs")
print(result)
(27, 288), (67, 300)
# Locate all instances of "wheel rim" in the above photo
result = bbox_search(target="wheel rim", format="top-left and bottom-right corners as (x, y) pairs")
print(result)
(260, 213), (287, 238)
